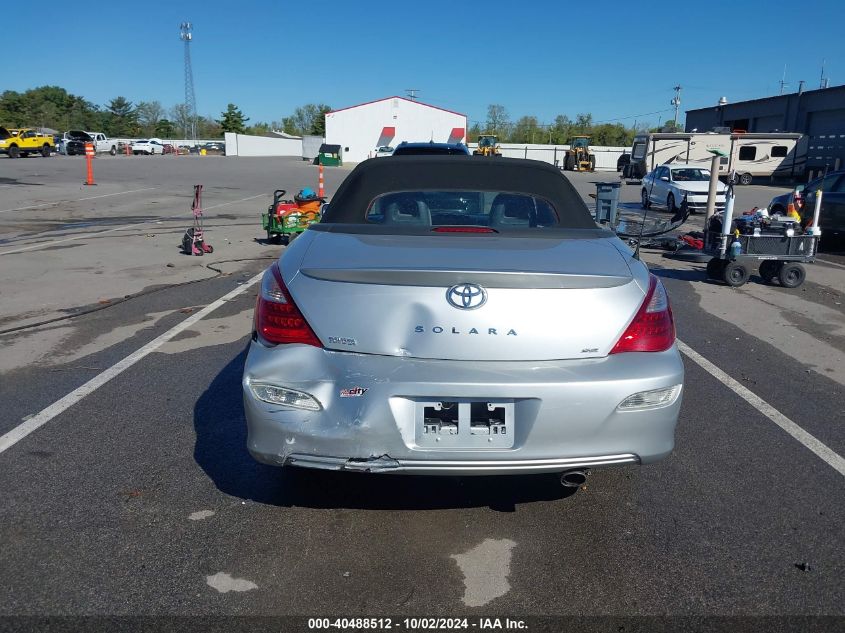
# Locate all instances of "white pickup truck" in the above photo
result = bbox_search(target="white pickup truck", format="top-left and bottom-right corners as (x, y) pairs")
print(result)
(86, 132), (119, 155)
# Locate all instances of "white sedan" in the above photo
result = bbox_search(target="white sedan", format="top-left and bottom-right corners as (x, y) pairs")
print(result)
(131, 138), (165, 155)
(641, 164), (726, 213)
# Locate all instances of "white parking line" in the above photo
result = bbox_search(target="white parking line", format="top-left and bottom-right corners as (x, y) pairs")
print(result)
(816, 257), (845, 271)
(0, 271), (264, 455)
(204, 193), (266, 210)
(677, 339), (845, 477)
(0, 193), (267, 256)
(0, 187), (159, 214)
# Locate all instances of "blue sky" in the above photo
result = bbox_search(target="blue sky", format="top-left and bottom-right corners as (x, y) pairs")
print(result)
(4, 0), (843, 129)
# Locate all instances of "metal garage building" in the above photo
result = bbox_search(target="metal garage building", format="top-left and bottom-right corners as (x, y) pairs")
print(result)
(685, 84), (845, 176)
(325, 96), (467, 163)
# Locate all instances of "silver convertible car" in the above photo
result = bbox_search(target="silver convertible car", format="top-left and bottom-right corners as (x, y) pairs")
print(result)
(243, 157), (684, 486)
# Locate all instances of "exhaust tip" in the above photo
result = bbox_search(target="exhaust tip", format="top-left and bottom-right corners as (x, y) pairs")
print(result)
(560, 470), (587, 488)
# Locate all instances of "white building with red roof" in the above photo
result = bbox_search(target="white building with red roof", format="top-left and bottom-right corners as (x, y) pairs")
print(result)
(325, 96), (467, 163)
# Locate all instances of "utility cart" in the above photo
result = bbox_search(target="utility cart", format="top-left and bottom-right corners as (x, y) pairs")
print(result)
(703, 177), (823, 288)
(704, 230), (819, 288)
(261, 189), (323, 244)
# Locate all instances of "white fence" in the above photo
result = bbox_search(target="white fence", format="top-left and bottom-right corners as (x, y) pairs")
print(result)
(113, 133), (629, 167)
(223, 133), (301, 157)
(302, 135), (323, 161)
(111, 138), (221, 147)
(467, 143), (627, 171)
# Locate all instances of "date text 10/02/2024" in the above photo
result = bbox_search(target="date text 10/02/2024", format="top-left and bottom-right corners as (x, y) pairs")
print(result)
(307, 617), (528, 630)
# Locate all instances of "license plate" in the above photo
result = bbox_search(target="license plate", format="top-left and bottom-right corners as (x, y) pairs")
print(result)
(414, 400), (514, 449)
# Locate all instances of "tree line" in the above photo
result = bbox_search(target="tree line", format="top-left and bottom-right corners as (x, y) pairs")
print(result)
(0, 86), (330, 139)
(0, 86), (214, 138)
(1, 87), (675, 144)
(471, 104), (679, 146)
(234, 103), (332, 137)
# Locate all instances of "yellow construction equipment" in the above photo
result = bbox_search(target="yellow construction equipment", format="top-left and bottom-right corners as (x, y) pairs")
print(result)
(563, 135), (595, 171)
(473, 134), (501, 157)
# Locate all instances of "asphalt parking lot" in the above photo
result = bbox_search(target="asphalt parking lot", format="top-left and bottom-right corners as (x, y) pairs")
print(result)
(0, 155), (843, 627)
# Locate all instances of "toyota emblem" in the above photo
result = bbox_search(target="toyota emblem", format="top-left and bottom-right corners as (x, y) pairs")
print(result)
(446, 283), (487, 310)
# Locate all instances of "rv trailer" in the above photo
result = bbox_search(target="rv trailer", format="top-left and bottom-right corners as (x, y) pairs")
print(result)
(622, 132), (806, 184)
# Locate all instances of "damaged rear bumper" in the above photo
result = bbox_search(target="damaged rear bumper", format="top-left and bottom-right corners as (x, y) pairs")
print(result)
(281, 453), (639, 475)
(242, 341), (683, 476)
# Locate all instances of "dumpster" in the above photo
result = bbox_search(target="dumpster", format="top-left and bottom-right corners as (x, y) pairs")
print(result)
(317, 143), (342, 166)
(594, 181), (621, 226)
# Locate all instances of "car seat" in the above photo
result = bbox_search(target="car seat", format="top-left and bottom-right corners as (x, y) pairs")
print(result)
(489, 193), (536, 227)
(382, 193), (432, 225)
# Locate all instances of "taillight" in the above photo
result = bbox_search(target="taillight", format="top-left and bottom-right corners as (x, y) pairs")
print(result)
(610, 275), (675, 354)
(255, 263), (322, 347)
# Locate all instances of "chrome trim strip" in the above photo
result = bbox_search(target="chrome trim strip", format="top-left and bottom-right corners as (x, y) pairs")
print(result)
(299, 268), (632, 289)
(286, 453), (640, 473)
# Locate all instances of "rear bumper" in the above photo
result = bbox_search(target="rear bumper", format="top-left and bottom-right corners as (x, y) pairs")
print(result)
(285, 453), (639, 475)
(243, 343), (684, 475)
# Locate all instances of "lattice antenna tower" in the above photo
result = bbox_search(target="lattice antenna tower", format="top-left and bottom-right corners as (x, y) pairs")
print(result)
(180, 22), (198, 141)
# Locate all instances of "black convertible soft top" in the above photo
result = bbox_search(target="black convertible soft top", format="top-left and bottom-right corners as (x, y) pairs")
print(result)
(319, 156), (596, 230)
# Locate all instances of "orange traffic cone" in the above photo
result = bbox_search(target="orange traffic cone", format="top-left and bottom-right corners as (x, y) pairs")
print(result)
(84, 142), (96, 186)
(318, 163), (325, 198)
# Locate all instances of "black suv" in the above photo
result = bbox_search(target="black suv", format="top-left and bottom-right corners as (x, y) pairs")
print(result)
(768, 171), (845, 242)
(391, 142), (470, 156)
(63, 130), (93, 155)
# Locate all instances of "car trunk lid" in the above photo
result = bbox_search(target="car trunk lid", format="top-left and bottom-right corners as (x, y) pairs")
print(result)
(285, 232), (645, 361)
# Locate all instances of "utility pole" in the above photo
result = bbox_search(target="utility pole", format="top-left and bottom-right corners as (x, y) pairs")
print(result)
(820, 60), (828, 89)
(670, 85), (682, 128)
(180, 21), (198, 142)
(779, 64), (789, 95)
(405, 89), (420, 100)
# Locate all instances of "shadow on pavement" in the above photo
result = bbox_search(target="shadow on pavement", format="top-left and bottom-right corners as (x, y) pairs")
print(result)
(654, 259), (810, 287)
(651, 265), (714, 284)
(193, 348), (576, 511)
(0, 177), (44, 186)
(252, 236), (287, 247)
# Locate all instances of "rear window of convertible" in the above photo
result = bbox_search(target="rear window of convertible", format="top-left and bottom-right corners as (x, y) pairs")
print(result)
(366, 190), (559, 228)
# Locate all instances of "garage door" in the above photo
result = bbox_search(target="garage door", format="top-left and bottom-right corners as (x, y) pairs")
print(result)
(806, 108), (845, 171)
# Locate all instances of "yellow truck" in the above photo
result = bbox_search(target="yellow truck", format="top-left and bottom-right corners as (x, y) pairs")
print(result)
(0, 127), (55, 158)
